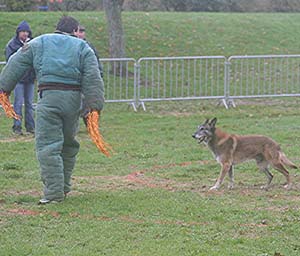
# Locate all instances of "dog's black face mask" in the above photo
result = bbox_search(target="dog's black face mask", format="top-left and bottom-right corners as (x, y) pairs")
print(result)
(192, 118), (217, 144)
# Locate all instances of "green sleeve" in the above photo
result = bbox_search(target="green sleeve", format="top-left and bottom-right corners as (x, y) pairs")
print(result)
(81, 46), (105, 111)
(0, 44), (34, 93)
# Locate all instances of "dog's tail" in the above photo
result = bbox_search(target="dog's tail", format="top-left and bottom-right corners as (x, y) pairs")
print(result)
(280, 152), (298, 169)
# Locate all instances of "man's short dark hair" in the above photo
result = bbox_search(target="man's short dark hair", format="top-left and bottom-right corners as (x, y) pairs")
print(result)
(56, 16), (79, 34)
(79, 25), (85, 32)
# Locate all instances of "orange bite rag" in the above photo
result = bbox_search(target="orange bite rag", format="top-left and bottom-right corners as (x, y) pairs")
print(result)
(0, 92), (20, 120)
(86, 110), (112, 157)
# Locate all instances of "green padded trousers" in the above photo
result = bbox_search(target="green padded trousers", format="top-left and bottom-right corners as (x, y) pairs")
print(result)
(35, 90), (81, 201)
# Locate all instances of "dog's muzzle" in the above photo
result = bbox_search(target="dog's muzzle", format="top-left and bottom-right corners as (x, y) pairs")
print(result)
(192, 134), (206, 144)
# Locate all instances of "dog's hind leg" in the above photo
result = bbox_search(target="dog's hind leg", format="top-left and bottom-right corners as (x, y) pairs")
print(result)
(260, 167), (273, 190)
(256, 156), (273, 190)
(272, 162), (291, 189)
(228, 166), (234, 189)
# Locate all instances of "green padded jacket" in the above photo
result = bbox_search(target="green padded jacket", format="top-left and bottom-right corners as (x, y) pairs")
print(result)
(0, 32), (104, 110)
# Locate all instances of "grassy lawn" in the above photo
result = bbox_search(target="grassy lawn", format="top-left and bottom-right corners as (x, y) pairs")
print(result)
(1, 99), (300, 255)
(1, 12), (300, 59)
(1, 11), (300, 256)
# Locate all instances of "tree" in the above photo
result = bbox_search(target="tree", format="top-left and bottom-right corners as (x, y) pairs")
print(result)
(103, 0), (126, 59)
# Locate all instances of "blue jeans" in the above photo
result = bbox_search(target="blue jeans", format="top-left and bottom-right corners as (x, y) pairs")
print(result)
(13, 82), (35, 131)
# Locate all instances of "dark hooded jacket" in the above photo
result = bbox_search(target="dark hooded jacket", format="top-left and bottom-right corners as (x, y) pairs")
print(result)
(5, 21), (35, 84)
(85, 40), (103, 78)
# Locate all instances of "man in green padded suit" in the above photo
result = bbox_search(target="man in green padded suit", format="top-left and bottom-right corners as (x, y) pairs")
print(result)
(0, 16), (104, 204)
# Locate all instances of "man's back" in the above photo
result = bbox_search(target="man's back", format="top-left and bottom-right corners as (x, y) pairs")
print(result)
(1, 31), (104, 111)
(30, 33), (93, 86)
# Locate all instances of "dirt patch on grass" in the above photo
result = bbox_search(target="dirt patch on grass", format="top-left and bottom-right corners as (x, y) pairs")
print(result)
(2, 206), (209, 227)
(7, 208), (41, 216)
(74, 173), (181, 192)
(0, 136), (34, 143)
(1, 208), (60, 218)
(1, 207), (271, 231)
(75, 174), (205, 193)
(68, 211), (208, 227)
(3, 189), (40, 197)
(74, 160), (212, 192)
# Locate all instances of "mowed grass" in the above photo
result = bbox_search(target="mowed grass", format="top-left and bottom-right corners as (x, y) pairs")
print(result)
(1, 12), (300, 59)
(1, 99), (300, 255)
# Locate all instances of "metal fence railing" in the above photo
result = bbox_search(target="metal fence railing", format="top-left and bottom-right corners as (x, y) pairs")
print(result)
(100, 58), (137, 110)
(1, 54), (300, 111)
(228, 55), (300, 100)
(136, 56), (226, 110)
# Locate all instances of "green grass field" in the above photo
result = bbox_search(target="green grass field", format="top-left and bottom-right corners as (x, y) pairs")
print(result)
(1, 100), (300, 255)
(1, 11), (300, 256)
(1, 12), (300, 59)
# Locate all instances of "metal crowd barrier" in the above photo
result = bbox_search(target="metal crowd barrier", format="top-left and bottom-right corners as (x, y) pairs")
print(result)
(99, 58), (137, 110)
(1, 55), (300, 111)
(228, 55), (300, 101)
(136, 56), (226, 110)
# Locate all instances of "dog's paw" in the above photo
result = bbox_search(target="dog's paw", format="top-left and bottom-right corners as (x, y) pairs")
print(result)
(284, 184), (292, 190)
(228, 184), (234, 190)
(209, 185), (219, 191)
(260, 185), (269, 191)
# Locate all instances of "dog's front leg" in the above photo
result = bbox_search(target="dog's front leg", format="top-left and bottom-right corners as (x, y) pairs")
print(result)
(209, 162), (231, 191)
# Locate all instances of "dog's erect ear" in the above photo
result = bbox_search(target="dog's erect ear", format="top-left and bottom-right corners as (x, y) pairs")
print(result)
(209, 118), (217, 127)
(204, 119), (209, 125)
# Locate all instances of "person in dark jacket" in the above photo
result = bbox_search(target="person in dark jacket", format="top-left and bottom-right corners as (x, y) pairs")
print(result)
(75, 25), (103, 78)
(0, 16), (104, 204)
(5, 20), (35, 135)
(75, 25), (104, 126)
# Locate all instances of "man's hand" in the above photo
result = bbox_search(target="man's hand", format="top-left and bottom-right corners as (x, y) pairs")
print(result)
(0, 89), (10, 96)
(0, 89), (19, 119)
(82, 108), (101, 127)
(82, 106), (91, 127)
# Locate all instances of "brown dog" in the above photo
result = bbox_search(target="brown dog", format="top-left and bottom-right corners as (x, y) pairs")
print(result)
(192, 118), (297, 190)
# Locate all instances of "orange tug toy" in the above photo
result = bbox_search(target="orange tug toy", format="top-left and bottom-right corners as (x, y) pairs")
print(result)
(86, 110), (112, 157)
(0, 93), (111, 157)
(0, 92), (20, 120)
